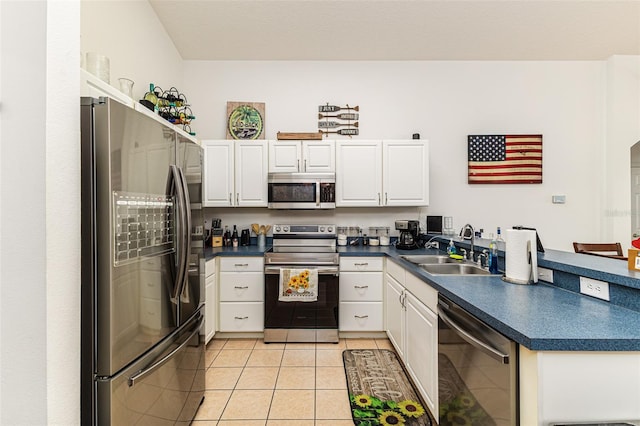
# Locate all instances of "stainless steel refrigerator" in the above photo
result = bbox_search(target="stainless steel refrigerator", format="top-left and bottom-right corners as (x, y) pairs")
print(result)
(81, 97), (205, 425)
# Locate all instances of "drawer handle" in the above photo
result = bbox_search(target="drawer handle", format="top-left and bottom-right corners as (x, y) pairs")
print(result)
(234, 316), (248, 320)
(354, 285), (369, 289)
(234, 286), (249, 289)
(354, 263), (369, 266)
(354, 315), (369, 319)
(234, 263), (249, 267)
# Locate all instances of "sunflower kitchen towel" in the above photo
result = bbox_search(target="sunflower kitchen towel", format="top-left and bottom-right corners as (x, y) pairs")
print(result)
(278, 268), (318, 302)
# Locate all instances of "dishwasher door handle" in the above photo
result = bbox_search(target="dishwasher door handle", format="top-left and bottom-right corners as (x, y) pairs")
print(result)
(439, 309), (509, 364)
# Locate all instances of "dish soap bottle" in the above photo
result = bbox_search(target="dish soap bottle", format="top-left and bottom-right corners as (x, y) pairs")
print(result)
(489, 236), (499, 274)
(447, 239), (457, 255)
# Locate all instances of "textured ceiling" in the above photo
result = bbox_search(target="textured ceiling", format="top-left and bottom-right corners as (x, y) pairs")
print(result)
(149, 0), (640, 61)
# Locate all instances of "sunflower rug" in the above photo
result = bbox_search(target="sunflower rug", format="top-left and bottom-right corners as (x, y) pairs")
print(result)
(342, 349), (435, 426)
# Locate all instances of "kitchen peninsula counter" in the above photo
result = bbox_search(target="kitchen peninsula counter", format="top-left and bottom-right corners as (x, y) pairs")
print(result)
(205, 244), (640, 351)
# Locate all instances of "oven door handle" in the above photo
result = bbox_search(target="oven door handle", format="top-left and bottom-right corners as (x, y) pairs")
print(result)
(264, 266), (339, 276)
(438, 309), (509, 364)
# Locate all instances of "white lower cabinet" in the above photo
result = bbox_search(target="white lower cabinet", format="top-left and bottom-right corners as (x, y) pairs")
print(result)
(385, 259), (438, 416)
(218, 256), (264, 332)
(339, 257), (384, 331)
(204, 258), (216, 344)
(404, 291), (438, 413)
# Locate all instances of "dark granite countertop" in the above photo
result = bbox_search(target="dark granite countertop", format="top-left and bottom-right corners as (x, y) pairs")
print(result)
(204, 243), (640, 351)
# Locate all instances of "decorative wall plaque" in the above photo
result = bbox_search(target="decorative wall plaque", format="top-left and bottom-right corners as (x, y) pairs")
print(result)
(226, 101), (265, 140)
(318, 103), (359, 137)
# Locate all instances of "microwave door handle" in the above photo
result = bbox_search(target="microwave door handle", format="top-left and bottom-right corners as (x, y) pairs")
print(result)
(316, 182), (320, 207)
(438, 308), (509, 364)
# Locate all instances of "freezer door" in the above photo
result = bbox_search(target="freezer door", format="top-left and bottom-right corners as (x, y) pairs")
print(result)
(96, 312), (205, 425)
(91, 98), (182, 376)
(177, 134), (204, 323)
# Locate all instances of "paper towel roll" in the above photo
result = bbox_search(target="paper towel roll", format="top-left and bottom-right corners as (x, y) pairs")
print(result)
(505, 229), (538, 284)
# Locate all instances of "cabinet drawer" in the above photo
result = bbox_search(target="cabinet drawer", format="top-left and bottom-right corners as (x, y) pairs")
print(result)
(339, 272), (383, 301)
(219, 272), (264, 301)
(404, 271), (438, 312)
(219, 256), (264, 272)
(339, 302), (384, 331)
(219, 302), (264, 331)
(340, 257), (384, 272)
(386, 259), (406, 283)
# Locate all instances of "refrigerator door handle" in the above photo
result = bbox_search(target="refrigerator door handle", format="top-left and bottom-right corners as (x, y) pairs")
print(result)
(176, 167), (192, 299)
(127, 316), (203, 387)
(168, 165), (188, 301)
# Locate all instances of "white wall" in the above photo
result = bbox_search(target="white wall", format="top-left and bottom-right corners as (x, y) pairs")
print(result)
(81, 0), (184, 103)
(1, 0), (80, 424)
(185, 60), (606, 251)
(604, 56), (640, 249)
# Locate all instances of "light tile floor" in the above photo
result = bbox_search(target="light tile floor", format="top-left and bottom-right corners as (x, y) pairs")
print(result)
(193, 337), (395, 425)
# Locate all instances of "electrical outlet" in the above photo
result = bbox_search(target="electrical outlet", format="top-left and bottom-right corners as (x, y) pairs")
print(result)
(579, 277), (610, 301)
(538, 267), (554, 283)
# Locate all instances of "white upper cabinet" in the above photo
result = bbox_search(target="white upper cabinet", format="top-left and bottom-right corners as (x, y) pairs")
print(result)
(335, 140), (383, 206)
(336, 139), (429, 207)
(383, 140), (429, 206)
(269, 140), (335, 173)
(202, 140), (268, 207)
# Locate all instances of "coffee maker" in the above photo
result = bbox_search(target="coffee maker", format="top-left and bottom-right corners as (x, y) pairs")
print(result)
(395, 220), (420, 250)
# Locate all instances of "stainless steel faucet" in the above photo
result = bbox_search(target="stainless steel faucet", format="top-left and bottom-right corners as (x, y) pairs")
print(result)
(461, 224), (475, 260)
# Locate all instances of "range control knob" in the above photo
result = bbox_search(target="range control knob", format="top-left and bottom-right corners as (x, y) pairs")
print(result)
(327, 226), (333, 233)
(275, 226), (281, 233)
(320, 226), (325, 232)
(283, 226), (289, 232)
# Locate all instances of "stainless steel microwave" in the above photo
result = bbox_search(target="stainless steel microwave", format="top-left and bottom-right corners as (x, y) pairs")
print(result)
(267, 172), (336, 209)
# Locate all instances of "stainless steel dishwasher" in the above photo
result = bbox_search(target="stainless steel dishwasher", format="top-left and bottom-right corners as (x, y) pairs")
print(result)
(438, 295), (519, 426)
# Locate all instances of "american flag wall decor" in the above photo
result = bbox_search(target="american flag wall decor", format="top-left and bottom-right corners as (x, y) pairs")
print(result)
(468, 134), (543, 184)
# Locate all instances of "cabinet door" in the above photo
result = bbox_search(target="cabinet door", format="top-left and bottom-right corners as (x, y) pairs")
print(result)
(268, 140), (301, 172)
(405, 292), (438, 415)
(302, 140), (335, 172)
(385, 274), (405, 358)
(335, 140), (382, 206)
(205, 273), (216, 344)
(383, 140), (429, 206)
(339, 302), (384, 331)
(235, 141), (268, 207)
(202, 140), (234, 207)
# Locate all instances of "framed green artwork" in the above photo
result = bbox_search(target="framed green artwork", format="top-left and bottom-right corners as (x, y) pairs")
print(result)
(226, 101), (265, 140)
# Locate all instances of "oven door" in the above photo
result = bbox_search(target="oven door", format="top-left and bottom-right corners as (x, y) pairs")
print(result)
(264, 265), (339, 333)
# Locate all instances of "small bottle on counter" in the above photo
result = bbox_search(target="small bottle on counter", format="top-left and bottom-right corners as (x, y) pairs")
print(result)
(363, 233), (369, 246)
(489, 236), (499, 274)
(447, 239), (457, 255)
(231, 225), (239, 247)
(496, 227), (504, 241)
(223, 226), (231, 247)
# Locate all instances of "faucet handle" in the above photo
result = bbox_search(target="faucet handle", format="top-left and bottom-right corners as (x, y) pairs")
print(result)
(459, 248), (467, 259)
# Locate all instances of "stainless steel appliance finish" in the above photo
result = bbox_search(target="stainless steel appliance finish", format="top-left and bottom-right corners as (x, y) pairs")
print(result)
(264, 224), (340, 342)
(267, 172), (336, 209)
(395, 219), (421, 250)
(438, 296), (518, 426)
(81, 97), (205, 425)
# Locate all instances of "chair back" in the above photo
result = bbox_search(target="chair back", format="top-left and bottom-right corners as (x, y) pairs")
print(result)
(572, 242), (625, 259)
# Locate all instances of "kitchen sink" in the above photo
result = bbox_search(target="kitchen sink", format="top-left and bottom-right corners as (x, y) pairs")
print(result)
(399, 255), (461, 264)
(420, 263), (496, 275)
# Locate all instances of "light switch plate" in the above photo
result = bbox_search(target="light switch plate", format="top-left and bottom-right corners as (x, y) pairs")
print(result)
(552, 195), (566, 204)
(538, 267), (553, 283)
(579, 277), (610, 301)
